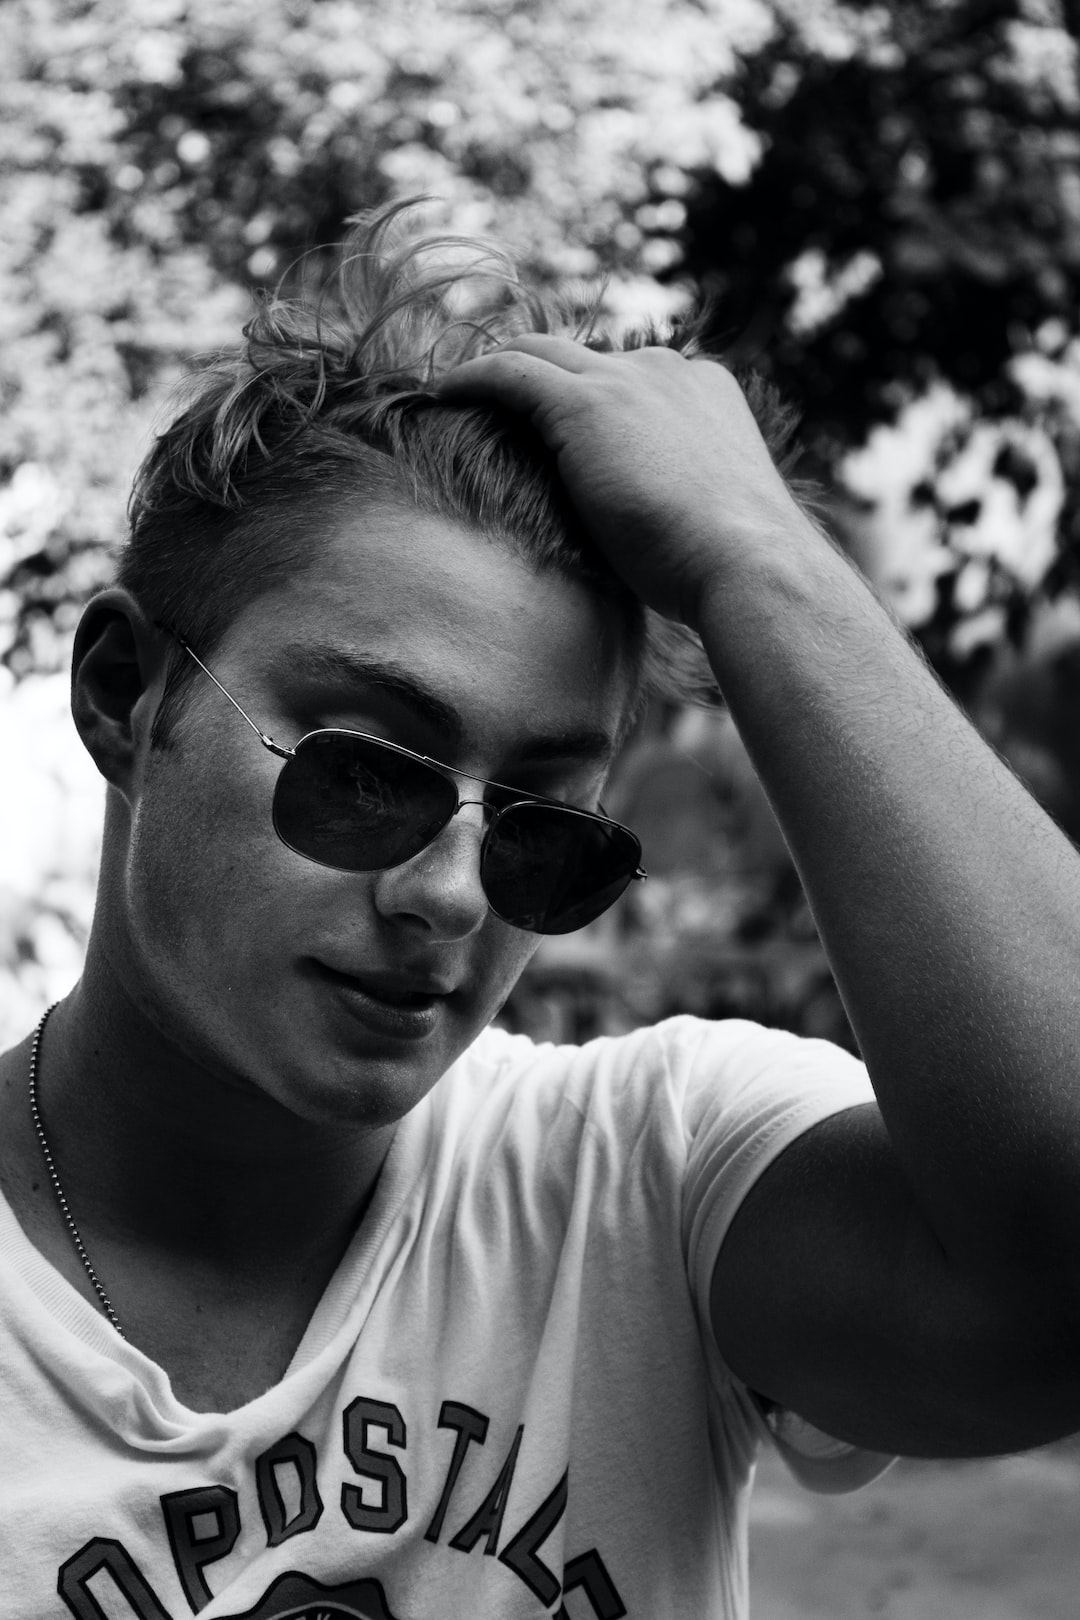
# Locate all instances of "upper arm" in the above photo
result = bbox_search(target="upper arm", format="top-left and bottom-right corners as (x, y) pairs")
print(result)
(709, 1102), (1080, 1458)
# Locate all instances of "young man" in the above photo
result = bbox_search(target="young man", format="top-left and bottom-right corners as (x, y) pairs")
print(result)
(3, 203), (1080, 1619)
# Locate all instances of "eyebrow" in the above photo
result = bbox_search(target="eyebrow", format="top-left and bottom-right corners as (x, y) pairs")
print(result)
(278, 642), (618, 767)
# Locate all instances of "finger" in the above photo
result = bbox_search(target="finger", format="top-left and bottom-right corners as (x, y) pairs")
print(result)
(436, 332), (616, 398)
(489, 333), (611, 373)
(502, 333), (699, 369)
(432, 347), (583, 414)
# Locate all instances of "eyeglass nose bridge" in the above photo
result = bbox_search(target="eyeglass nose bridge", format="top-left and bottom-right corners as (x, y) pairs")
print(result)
(438, 791), (494, 840)
(426, 752), (514, 835)
(416, 786), (537, 877)
(390, 777), (495, 868)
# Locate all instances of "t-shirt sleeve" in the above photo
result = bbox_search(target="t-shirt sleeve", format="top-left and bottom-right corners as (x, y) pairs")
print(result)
(674, 1016), (896, 1492)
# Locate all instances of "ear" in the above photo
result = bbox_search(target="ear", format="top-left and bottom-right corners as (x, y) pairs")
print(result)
(71, 589), (170, 797)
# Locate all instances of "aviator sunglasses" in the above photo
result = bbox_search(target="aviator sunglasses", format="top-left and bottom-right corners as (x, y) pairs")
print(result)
(167, 635), (647, 935)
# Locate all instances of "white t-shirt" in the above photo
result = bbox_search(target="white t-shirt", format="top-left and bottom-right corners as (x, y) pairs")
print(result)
(0, 1016), (891, 1620)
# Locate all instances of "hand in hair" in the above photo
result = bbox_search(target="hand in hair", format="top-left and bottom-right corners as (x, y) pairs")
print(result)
(447, 300), (1080, 1463)
(434, 332), (821, 631)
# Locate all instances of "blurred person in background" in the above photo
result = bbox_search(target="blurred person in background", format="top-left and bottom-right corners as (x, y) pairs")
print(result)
(2, 203), (1080, 1620)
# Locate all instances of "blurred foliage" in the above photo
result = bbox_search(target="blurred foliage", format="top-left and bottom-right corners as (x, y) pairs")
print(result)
(3, 0), (1080, 1049)
(0, 0), (770, 672)
(663, 0), (1080, 689)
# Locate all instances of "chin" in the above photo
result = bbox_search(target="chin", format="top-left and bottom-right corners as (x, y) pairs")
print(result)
(264, 1039), (454, 1130)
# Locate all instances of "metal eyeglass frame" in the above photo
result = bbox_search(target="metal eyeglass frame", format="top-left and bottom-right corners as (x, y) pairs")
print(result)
(163, 630), (648, 886)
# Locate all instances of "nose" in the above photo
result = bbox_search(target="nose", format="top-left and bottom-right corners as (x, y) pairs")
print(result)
(372, 799), (491, 941)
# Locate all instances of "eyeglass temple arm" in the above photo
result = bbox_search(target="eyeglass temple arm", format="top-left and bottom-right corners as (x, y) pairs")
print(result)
(162, 629), (295, 761)
(161, 626), (646, 880)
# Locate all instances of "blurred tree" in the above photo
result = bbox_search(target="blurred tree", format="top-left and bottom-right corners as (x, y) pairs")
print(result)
(0, 0), (771, 672)
(0, 0), (776, 1037)
(656, 0), (1080, 685)
(3, 0), (1080, 1045)
(7, 0), (1077, 679)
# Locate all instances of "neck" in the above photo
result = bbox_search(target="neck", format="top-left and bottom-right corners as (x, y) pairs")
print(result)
(18, 965), (396, 1284)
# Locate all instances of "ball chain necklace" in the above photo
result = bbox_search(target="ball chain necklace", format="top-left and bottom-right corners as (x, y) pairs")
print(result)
(28, 1003), (126, 1338)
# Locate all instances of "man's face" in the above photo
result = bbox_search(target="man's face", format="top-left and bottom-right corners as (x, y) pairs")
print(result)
(114, 501), (635, 1126)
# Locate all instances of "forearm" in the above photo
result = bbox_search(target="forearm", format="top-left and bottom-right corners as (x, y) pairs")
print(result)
(696, 518), (1080, 1271)
(434, 333), (1080, 1273)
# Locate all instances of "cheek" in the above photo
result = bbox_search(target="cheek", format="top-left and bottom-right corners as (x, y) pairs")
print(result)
(124, 747), (284, 969)
(472, 928), (542, 1016)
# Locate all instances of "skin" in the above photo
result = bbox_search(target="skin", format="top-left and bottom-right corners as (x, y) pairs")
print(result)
(0, 502), (633, 1413)
(6, 337), (1080, 1453)
(436, 336), (1080, 1458)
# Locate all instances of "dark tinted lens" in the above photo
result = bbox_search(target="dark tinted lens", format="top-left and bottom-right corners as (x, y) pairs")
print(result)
(273, 732), (456, 872)
(481, 802), (641, 934)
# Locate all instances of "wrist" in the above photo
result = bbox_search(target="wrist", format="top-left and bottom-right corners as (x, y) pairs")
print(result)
(686, 510), (845, 638)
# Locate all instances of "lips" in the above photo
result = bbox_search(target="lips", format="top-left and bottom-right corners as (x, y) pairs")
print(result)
(362, 983), (437, 1008)
(321, 966), (456, 1002)
(313, 961), (456, 1039)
